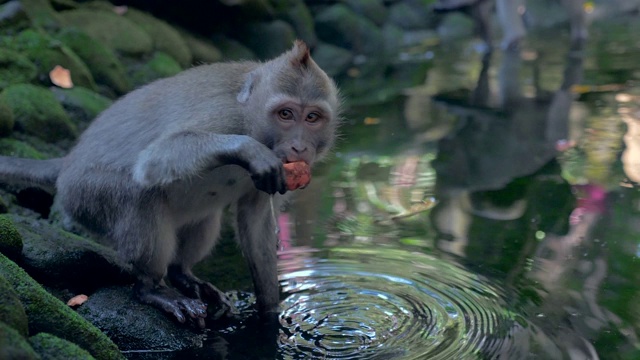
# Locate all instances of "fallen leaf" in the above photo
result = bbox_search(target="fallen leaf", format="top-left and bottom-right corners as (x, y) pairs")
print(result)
(49, 65), (73, 89)
(67, 294), (88, 307)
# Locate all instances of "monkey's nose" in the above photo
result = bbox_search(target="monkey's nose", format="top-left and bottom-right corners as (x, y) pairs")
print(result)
(291, 145), (308, 154)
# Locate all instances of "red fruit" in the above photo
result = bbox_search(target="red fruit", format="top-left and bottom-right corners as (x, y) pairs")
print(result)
(283, 161), (311, 190)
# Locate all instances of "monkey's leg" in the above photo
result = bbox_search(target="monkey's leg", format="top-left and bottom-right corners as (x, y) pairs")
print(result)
(234, 192), (280, 314)
(168, 213), (237, 313)
(115, 206), (208, 326)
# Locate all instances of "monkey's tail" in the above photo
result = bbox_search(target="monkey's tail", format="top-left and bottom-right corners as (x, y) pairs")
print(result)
(0, 156), (62, 194)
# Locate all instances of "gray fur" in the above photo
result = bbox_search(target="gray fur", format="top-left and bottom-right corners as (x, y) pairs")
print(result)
(0, 41), (341, 325)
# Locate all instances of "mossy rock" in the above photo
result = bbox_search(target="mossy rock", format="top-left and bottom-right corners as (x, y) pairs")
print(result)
(20, 0), (64, 31)
(0, 1), (31, 33)
(210, 34), (256, 61)
(128, 51), (182, 87)
(345, 0), (387, 26)
(241, 19), (297, 59)
(29, 332), (96, 360)
(0, 275), (28, 337)
(55, 27), (130, 94)
(315, 4), (384, 56)
(6, 29), (97, 90)
(1, 84), (78, 142)
(50, 86), (112, 129)
(178, 30), (222, 64)
(0, 48), (37, 91)
(0, 321), (39, 360)
(0, 96), (14, 137)
(0, 138), (46, 159)
(0, 214), (23, 261)
(124, 8), (192, 67)
(311, 42), (353, 77)
(60, 8), (153, 56)
(0, 252), (124, 360)
(275, 0), (317, 47)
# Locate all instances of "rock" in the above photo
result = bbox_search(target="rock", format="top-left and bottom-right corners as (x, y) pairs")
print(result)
(0, 1), (29, 30)
(0, 138), (46, 159)
(9, 214), (134, 292)
(210, 34), (256, 61)
(0, 48), (37, 91)
(0, 252), (124, 359)
(241, 19), (297, 59)
(55, 28), (131, 95)
(60, 8), (153, 56)
(29, 332), (96, 360)
(0, 274), (28, 336)
(1, 84), (77, 142)
(0, 321), (39, 360)
(345, 0), (387, 26)
(388, 1), (432, 30)
(315, 4), (384, 56)
(50, 86), (112, 130)
(0, 214), (22, 261)
(19, 0), (64, 31)
(124, 8), (192, 67)
(0, 96), (14, 137)
(179, 30), (223, 64)
(77, 286), (205, 352)
(5, 29), (97, 90)
(275, 0), (317, 47)
(311, 42), (353, 77)
(128, 51), (183, 87)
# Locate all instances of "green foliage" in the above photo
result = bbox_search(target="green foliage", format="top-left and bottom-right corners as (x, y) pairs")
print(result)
(0, 138), (46, 159)
(0, 97), (15, 137)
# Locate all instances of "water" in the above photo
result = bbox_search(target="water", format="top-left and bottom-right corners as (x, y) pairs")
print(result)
(178, 16), (640, 360)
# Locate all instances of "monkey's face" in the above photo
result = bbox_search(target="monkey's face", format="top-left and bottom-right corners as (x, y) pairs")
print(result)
(260, 95), (338, 166)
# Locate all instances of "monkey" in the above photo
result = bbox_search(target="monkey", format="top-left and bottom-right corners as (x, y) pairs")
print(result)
(0, 40), (341, 328)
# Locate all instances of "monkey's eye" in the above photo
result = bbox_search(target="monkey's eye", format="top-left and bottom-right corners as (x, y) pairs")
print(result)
(278, 109), (294, 120)
(306, 112), (320, 123)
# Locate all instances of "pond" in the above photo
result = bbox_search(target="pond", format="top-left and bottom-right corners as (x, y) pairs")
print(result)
(171, 16), (640, 360)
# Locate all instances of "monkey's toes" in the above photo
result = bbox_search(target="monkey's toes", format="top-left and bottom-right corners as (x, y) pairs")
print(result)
(137, 286), (208, 326)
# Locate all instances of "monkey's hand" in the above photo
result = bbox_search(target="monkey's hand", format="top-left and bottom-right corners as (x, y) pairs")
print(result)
(221, 137), (287, 195)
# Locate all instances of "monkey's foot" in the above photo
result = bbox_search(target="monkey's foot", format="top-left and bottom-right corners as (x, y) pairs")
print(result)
(168, 267), (238, 315)
(136, 284), (208, 328)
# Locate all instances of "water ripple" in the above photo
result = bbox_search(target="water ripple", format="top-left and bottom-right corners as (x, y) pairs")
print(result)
(277, 248), (522, 359)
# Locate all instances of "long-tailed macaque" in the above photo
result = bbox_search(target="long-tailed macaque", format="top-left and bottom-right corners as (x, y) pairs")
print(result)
(0, 41), (341, 327)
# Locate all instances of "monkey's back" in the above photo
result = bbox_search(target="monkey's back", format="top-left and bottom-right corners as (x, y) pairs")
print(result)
(56, 61), (258, 234)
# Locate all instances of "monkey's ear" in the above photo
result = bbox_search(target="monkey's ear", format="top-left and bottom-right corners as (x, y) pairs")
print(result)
(237, 72), (257, 103)
(290, 40), (311, 68)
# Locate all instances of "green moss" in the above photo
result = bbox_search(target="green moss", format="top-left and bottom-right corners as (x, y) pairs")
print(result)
(0, 138), (46, 159)
(0, 253), (124, 360)
(0, 48), (38, 91)
(0, 321), (39, 360)
(129, 51), (182, 87)
(1, 84), (77, 142)
(6, 29), (96, 90)
(179, 30), (222, 64)
(55, 28), (130, 94)
(60, 9), (153, 56)
(29, 332), (96, 360)
(0, 97), (15, 137)
(124, 9), (192, 67)
(50, 86), (112, 127)
(0, 275), (28, 337)
(20, 0), (64, 31)
(0, 214), (23, 261)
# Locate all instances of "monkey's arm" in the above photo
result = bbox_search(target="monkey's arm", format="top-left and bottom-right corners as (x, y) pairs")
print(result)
(133, 131), (287, 194)
(234, 191), (281, 314)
